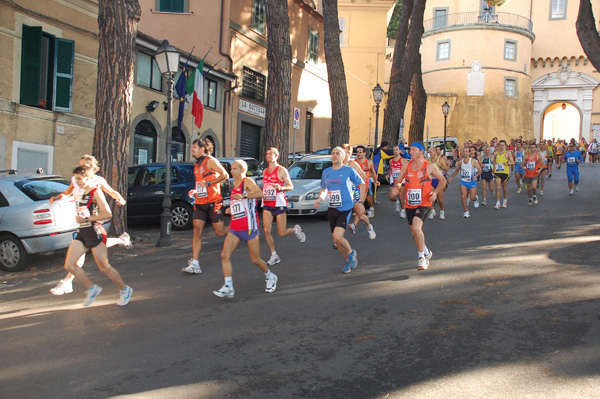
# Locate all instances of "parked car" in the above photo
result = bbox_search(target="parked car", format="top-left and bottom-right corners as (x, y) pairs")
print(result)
(217, 157), (264, 198)
(425, 136), (458, 158)
(285, 156), (332, 216)
(0, 170), (109, 271)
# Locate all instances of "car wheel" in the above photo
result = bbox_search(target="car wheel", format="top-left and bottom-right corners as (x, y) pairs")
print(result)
(171, 202), (193, 230)
(0, 234), (28, 272)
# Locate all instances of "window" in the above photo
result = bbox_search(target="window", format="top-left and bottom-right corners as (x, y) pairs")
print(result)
(505, 78), (517, 97)
(252, 0), (266, 35)
(550, 0), (567, 20)
(339, 18), (346, 47)
(308, 28), (319, 64)
(136, 52), (162, 91)
(133, 120), (157, 165)
(436, 40), (450, 61)
(20, 25), (74, 112)
(504, 40), (517, 61)
(171, 127), (186, 162)
(203, 78), (217, 110)
(156, 0), (188, 13)
(433, 8), (448, 29)
(242, 67), (266, 103)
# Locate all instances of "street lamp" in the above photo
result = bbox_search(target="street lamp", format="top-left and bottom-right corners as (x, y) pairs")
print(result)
(372, 83), (384, 148)
(155, 39), (180, 247)
(442, 101), (450, 156)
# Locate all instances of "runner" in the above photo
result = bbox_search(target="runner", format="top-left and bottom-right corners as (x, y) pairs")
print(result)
(513, 141), (526, 194)
(387, 145), (409, 218)
(262, 147), (306, 266)
(545, 139), (554, 178)
(390, 142), (446, 270)
(182, 138), (229, 274)
(479, 146), (495, 205)
(313, 147), (366, 273)
(342, 144), (376, 239)
(427, 146), (449, 219)
(213, 160), (277, 298)
(49, 155), (131, 296)
(539, 143), (549, 196)
(563, 142), (584, 195)
(555, 139), (566, 169)
(448, 148), (482, 218)
(354, 145), (379, 218)
(493, 140), (515, 209)
(588, 138), (598, 166)
(522, 141), (543, 205)
(579, 138), (588, 164)
(61, 165), (132, 307)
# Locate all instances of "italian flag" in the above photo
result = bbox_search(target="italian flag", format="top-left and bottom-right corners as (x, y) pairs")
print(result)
(186, 60), (204, 129)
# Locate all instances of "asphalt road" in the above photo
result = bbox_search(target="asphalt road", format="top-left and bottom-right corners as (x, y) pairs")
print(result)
(2, 164), (600, 399)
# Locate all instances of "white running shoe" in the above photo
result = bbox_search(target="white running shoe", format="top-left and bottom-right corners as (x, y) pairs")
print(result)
(428, 209), (437, 219)
(83, 284), (103, 307)
(439, 210), (445, 220)
(367, 225), (376, 239)
(293, 224), (306, 243)
(473, 196), (480, 208)
(575, 185), (579, 192)
(119, 232), (132, 249)
(463, 211), (471, 218)
(213, 284), (235, 298)
(540, 190), (544, 196)
(182, 259), (202, 274)
(367, 209), (374, 218)
(265, 274), (278, 293)
(267, 253), (281, 266)
(395, 201), (402, 213)
(348, 223), (356, 234)
(502, 199), (508, 208)
(50, 279), (73, 295)
(494, 201), (501, 210)
(569, 189), (573, 196)
(399, 209), (406, 219)
(117, 285), (133, 306)
(425, 250), (433, 261)
(417, 257), (429, 270)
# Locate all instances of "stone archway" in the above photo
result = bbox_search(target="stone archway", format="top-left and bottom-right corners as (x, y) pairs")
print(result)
(532, 65), (599, 141)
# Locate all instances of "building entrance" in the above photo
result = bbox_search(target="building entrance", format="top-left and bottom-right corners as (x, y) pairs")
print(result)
(542, 102), (581, 142)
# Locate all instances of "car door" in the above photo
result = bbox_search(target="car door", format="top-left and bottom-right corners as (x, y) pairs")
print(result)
(131, 165), (168, 218)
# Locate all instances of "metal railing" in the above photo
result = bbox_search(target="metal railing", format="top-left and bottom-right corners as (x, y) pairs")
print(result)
(423, 12), (533, 34)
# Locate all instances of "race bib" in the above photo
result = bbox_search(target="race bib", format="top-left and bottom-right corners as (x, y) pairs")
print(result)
(392, 170), (401, 180)
(196, 182), (208, 198)
(567, 157), (576, 164)
(496, 164), (505, 172)
(76, 203), (91, 227)
(515, 156), (523, 163)
(328, 190), (342, 208)
(460, 169), (472, 181)
(263, 184), (276, 201)
(526, 161), (536, 170)
(406, 188), (422, 206)
(230, 201), (247, 220)
(482, 163), (492, 172)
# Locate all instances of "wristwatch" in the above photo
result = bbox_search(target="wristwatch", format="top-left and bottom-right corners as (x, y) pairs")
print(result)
(85, 217), (89, 223)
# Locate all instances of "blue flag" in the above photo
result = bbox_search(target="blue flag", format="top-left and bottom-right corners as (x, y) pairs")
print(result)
(174, 57), (191, 130)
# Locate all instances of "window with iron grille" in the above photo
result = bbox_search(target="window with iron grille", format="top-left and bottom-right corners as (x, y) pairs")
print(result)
(242, 67), (265, 103)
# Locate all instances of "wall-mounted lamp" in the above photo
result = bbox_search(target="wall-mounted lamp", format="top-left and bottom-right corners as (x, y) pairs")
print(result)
(163, 101), (168, 111)
(146, 100), (160, 112)
(561, 102), (567, 110)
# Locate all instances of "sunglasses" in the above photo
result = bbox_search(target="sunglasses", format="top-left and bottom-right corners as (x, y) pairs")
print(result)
(356, 151), (364, 153)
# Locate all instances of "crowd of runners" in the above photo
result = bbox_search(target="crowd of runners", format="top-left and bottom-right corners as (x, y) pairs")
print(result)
(48, 135), (592, 306)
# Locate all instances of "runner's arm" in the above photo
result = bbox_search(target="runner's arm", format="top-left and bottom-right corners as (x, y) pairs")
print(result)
(243, 178), (263, 199)
(49, 183), (74, 204)
(76, 190), (111, 224)
(99, 180), (126, 205)
(276, 167), (294, 191)
(313, 188), (328, 208)
(200, 156), (229, 187)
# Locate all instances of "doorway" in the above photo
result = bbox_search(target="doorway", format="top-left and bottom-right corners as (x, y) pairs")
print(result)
(542, 102), (581, 142)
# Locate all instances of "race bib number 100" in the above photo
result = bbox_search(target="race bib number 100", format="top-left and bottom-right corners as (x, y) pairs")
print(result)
(328, 190), (342, 208)
(406, 188), (422, 206)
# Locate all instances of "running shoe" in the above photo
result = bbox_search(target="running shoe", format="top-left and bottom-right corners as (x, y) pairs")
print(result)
(119, 232), (132, 249)
(117, 285), (133, 306)
(439, 210), (445, 220)
(182, 259), (202, 274)
(399, 209), (406, 219)
(417, 257), (429, 270)
(213, 284), (235, 298)
(540, 190), (544, 196)
(473, 196), (480, 208)
(425, 250), (433, 261)
(575, 185), (579, 192)
(342, 261), (352, 274)
(348, 249), (358, 270)
(528, 198), (533, 206)
(463, 211), (470, 218)
(367, 209), (374, 218)
(548, 173), (552, 179)
(367, 225), (376, 239)
(83, 284), (103, 307)
(428, 209), (437, 219)
(482, 198), (487, 206)
(265, 274), (278, 293)
(348, 223), (356, 234)
(516, 188), (522, 194)
(494, 201), (501, 210)
(395, 201), (402, 213)
(50, 279), (73, 295)
(569, 189), (573, 196)
(332, 243), (338, 250)
(267, 253), (281, 266)
(466, 197), (471, 205)
(502, 199), (508, 208)
(293, 224), (306, 243)
(533, 197), (538, 204)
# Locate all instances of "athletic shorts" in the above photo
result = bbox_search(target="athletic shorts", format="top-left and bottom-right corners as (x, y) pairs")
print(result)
(262, 205), (288, 217)
(481, 171), (494, 182)
(328, 208), (352, 233)
(229, 229), (259, 242)
(566, 167), (579, 183)
(546, 157), (553, 163)
(460, 180), (477, 190)
(405, 207), (430, 226)
(494, 173), (510, 183)
(193, 201), (224, 223)
(74, 224), (107, 249)
(514, 165), (525, 175)
(523, 176), (539, 185)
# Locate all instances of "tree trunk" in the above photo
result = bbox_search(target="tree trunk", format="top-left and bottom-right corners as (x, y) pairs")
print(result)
(93, 0), (141, 235)
(323, 0), (350, 147)
(576, 0), (600, 72)
(408, 53), (426, 143)
(382, 0), (426, 147)
(263, 0), (292, 163)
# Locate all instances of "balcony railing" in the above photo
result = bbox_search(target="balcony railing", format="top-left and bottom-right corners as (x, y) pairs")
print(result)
(423, 12), (533, 34)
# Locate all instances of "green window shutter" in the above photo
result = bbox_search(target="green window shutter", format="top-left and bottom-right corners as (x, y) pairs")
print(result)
(20, 25), (42, 106)
(53, 38), (74, 113)
(160, 0), (183, 12)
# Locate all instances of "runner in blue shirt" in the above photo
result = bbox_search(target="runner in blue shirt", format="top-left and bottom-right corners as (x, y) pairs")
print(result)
(314, 147), (366, 274)
(562, 143), (584, 195)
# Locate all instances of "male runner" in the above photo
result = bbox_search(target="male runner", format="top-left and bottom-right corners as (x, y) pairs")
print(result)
(182, 138), (229, 274)
(545, 139), (554, 178)
(513, 140), (526, 194)
(342, 144), (376, 239)
(314, 147), (366, 274)
(588, 138), (598, 166)
(427, 146), (449, 219)
(522, 141), (543, 205)
(387, 145), (409, 218)
(390, 142), (446, 270)
(262, 147), (306, 266)
(563, 143), (584, 195)
(555, 139), (566, 169)
(479, 146), (495, 205)
(448, 148), (482, 218)
(355, 145), (379, 217)
(493, 140), (515, 209)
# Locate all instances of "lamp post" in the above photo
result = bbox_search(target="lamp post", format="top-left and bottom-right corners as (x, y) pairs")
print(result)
(372, 83), (384, 148)
(155, 39), (180, 247)
(442, 101), (450, 156)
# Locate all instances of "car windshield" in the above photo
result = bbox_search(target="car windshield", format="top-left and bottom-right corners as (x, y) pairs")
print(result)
(14, 177), (70, 201)
(245, 159), (262, 177)
(289, 160), (332, 179)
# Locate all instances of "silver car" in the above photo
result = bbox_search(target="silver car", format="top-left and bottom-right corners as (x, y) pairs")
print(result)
(286, 156), (332, 216)
(0, 171), (107, 271)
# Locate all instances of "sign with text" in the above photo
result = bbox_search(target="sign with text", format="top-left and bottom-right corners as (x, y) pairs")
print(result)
(239, 99), (266, 119)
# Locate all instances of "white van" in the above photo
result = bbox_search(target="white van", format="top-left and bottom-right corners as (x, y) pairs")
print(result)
(425, 137), (458, 158)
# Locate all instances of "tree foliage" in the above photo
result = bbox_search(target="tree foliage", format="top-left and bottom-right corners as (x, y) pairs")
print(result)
(576, 0), (600, 72)
(387, 0), (404, 39)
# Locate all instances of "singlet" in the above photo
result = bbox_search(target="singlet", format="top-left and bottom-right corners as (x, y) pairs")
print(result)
(262, 166), (287, 207)
(72, 175), (106, 202)
(481, 156), (494, 173)
(494, 151), (509, 174)
(589, 142), (598, 153)
(460, 158), (476, 182)
(540, 150), (548, 166)
(514, 149), (525, 168)
(229, 178), (259, 232)
(524, 153), (541, 178)
(320, 165), (364, 211)
(431, 155), (447, 177)
(358, 159), (370, 181)
(404, 160), (433, 209)
(556, 144), (565, 155)
(76, 188), (100, 228)
(564, 150), (582, 168)
(193, 156), (222, 205)
(546, 145), (554, 157)
(389, 157), (404, 184)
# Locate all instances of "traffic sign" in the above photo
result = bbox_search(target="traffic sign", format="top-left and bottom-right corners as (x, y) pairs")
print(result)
(293, 107), (300, 130)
